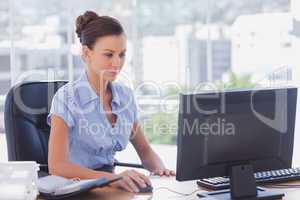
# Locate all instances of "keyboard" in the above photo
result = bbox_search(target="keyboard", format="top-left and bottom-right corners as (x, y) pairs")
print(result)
(197, 167), (300, 190)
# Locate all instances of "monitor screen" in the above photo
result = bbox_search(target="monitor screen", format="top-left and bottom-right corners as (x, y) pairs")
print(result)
(176, 87), (297, 181)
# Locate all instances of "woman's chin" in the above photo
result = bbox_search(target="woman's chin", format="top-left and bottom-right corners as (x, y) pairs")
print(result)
(107, 74), (118, 81)
(96, 72), (118, 81)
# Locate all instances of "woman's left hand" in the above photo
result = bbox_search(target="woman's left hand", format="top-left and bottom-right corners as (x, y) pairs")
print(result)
(151, 168), (176, 177)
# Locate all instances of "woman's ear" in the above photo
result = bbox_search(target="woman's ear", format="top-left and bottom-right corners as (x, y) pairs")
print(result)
(82, 45), (91, 63)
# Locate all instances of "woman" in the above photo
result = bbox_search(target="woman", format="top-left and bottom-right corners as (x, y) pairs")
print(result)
(47, 11), (175, 193)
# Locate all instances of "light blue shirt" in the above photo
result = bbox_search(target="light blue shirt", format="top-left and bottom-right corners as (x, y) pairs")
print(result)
(47, 72), (139, 169)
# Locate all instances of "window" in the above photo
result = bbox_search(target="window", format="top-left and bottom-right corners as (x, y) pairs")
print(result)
(2, 1), (299, 156)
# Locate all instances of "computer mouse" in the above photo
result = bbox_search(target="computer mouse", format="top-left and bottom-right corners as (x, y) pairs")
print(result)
(135, 182), (153, 193)
(138, 184), (153, 193)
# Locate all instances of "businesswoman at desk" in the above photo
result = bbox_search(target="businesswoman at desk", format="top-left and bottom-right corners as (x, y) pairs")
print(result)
(47, 11), (175, 193)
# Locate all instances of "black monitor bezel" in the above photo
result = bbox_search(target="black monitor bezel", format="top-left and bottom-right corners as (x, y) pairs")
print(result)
(176, 87), (297, 181)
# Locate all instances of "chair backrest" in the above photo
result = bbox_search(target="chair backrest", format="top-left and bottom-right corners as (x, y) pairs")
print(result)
(4, 81), (67, 169)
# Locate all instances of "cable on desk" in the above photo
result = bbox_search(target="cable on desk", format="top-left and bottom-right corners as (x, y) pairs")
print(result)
(154, 187), (200, 196)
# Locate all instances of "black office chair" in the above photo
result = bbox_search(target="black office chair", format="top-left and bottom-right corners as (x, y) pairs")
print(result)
(4, 81), (143, 176)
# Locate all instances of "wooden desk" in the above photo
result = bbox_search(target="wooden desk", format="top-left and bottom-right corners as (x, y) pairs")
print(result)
(38, 176), (300, 200)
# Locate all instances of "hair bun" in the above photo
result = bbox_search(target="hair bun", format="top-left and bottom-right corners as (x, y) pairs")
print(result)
(75, 11), (99, 39)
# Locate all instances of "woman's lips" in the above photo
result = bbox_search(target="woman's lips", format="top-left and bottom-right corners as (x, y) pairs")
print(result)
(107, 71), (119, 76)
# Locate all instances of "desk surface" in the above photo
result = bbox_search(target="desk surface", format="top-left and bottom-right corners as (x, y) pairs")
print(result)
(38, 176), (300, 200)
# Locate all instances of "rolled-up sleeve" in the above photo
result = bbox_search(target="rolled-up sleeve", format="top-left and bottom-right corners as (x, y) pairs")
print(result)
(47, 88), (75, 128)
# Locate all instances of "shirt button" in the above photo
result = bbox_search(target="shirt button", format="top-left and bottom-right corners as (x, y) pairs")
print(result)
(112, 139), (121, 151)
(116, 142), (122, 151)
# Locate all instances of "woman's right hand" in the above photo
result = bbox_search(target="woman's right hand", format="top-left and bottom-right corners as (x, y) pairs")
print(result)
(111, 170), (151, 193)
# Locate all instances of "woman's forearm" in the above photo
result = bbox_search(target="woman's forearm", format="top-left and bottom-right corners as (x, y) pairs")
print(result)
(49, 161), (116, 180)
(141, 149), (166, 172)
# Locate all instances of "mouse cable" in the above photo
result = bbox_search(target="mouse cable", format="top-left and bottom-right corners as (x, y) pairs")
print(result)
(154, 187), (201, 196)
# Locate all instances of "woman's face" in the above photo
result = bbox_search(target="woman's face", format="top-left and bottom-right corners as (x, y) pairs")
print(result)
(83, 34), (126, 82)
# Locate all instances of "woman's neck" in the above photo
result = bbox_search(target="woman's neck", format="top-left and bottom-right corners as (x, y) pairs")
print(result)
(86, 70), (109, 97)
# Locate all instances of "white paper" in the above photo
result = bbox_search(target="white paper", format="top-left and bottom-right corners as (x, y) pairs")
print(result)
(0, 184), (26, 200)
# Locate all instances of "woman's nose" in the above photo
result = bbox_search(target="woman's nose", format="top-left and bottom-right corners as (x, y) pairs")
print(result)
(112, 56), (122, 67)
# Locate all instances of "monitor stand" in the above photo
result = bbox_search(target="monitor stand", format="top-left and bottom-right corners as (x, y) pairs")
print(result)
(197, 164), (285, 200)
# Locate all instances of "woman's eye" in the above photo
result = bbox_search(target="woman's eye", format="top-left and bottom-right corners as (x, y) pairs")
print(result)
(104, 53), (113, 58)
(120, 53), (126, 58)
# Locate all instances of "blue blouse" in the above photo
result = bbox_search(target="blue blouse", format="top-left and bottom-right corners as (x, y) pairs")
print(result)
(47, 72), (139, 169)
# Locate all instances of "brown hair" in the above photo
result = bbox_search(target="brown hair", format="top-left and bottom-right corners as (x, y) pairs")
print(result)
(75, 11), (124, 49)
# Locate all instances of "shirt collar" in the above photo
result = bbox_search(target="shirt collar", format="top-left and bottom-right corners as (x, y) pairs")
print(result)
(77, 72), (121, 106)
(110, 81), (121, 106)
(76, 72), (98, 105)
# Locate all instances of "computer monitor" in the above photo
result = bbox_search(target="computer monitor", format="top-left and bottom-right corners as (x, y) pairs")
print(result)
(176, 87), (297, 199)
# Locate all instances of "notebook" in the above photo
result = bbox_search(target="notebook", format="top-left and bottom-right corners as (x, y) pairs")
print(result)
(37, 175), (122, 199)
